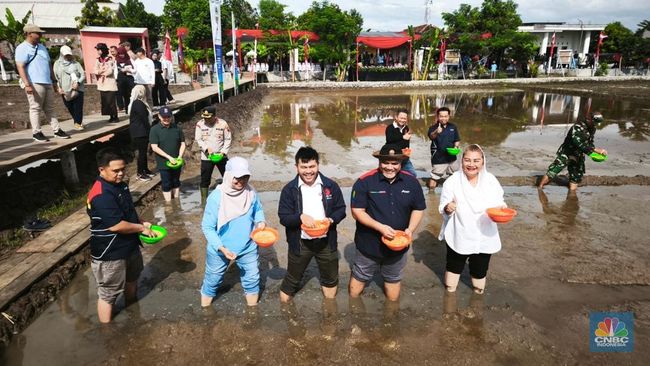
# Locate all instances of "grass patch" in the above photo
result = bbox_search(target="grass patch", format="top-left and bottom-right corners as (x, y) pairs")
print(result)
(0, 190), (87, 252)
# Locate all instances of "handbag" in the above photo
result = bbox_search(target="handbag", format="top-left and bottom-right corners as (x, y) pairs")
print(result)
(63, 89), (79, 101)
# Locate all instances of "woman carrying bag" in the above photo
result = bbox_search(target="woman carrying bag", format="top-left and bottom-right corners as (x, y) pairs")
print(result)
(128, 85), (154, 181)
(93, 43), (119, 123)
(53, 45), (85, 130)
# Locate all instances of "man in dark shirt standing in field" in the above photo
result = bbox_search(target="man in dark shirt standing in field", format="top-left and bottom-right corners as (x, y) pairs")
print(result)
(87, 148), (154, 323)
(349, 145), (425, 301)
(427, 107), (460, 190)
(385, 108), (417, 177)
(150, 106), (186, 201)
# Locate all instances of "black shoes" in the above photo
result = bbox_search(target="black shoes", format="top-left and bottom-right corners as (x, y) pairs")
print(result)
(23, 218), (51, 231)
(33, 132), (49, 142)
(53, 129), (71, 139)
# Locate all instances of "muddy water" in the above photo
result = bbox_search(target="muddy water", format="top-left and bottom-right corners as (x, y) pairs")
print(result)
(2, 185), (649, 365)
(241, 89), (650, 181)
(2, 88), (650, 364)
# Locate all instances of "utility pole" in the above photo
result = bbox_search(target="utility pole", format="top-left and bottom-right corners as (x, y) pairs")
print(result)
(425, 0), (433, 25)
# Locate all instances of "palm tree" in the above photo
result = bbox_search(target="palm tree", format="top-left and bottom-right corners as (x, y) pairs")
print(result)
(0, 9), (32, 58)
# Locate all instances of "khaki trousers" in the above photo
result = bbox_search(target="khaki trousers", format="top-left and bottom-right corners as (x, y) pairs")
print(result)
(26, 83), (60, 134)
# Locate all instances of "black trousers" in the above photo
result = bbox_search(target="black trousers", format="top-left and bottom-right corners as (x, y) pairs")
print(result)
(62, 91), (84, 124)
(132, 136), (149, 174)
(200, 158), (228, 188)
(116, 73), (134, 112)
(445, 245), (492, 279)
(280, 238), (339, 296)
(152, 74), (165, 106)
(165, 80), (174, 101)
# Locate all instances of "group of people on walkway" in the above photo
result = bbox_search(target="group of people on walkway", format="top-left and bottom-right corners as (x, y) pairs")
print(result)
(15, 24), (175, 143)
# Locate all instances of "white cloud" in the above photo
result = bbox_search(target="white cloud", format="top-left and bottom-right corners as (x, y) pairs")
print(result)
(144, 0), (647, 31)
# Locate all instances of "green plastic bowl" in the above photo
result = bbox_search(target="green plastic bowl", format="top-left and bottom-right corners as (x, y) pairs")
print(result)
(209, 153), (224, 163)
(590, 152), (608, 162)
(139, 225), (167, 245)
(446, 147), (461, 156)
(165, 158), (184, 169)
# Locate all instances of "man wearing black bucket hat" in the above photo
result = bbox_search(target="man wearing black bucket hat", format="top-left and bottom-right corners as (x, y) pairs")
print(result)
(538, 112), (608, 191)
(349, 145), (425, 301)
(195, 106), (231, 201)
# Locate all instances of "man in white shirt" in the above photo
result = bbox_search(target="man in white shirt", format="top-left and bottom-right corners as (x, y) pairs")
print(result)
(133, 48), (155, 108)
(278, 147), (347, 303)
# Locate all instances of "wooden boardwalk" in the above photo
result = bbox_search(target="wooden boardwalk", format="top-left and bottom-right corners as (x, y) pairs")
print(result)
(0, 78), (253, 174)
(0, 78), (253, 312)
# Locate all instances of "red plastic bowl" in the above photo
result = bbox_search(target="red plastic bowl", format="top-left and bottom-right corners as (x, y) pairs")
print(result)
(250, 227), (279, 247)
(486, 207), (517, 223)
(381, 230), (412, 251)
(300, 219), (330, 237)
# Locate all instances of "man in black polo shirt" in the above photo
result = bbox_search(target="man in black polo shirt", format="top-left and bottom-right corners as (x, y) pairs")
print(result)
(87, 148), (154, 323)
(349, 144), (426, 301)
(385, 108), (417, 177)
(427, 107), (460, 190)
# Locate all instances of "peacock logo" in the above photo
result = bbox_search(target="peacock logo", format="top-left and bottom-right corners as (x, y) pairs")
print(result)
(594, 317), (628, 338)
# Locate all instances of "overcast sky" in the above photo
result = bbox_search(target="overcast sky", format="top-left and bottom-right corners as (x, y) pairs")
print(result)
(137, 0), (646, 31)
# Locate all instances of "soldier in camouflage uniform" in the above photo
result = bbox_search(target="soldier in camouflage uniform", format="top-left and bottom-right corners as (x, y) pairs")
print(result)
(538, 112), (608, 191)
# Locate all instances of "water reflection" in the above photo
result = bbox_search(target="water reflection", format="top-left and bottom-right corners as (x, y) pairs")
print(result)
(252, 91), (649, 160)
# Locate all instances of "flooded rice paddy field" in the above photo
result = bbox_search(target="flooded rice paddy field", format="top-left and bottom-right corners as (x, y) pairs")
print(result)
(2, 86), (650, 364)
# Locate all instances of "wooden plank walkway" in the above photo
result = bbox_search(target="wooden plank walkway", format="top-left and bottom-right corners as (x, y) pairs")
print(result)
(0, 174), (160, 310)
(0, 77), (253, 311)
(0, 78), (253, 174)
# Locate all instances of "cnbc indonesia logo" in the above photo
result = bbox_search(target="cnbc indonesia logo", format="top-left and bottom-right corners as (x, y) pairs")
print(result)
(590, 313), (634, 352)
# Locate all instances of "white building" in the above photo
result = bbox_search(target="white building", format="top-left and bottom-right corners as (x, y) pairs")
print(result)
(518, 22), (606, 59)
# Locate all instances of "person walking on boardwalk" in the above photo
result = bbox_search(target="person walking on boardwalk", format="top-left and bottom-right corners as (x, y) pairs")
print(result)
(128, 85), (154, 181)
(15, 24), (70, 142)
(278, 146), (347, 303)
(200, 157), (266, 308)
(438, 144), (507, 294)
(133, 48), (155, 109)
(53, 45), (86, 131)
(385, 108), (417, 177)
(94, 43), (119, 123)
(86, 147), (154, 323)
(115, 46), (135, 114)
(538, 112), (608, 191)
(427, 107), (461, 190)
(195, 106), (232, 201)
(349, 145), (426, 301)
(150, 106), (186, 201)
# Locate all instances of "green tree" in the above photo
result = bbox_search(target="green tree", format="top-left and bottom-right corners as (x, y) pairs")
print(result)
(0, 8), (32, 56)
(442, 0), (536, 67)
(635, 19), (649, 36)
(591, 22), (643, 65)
(259, 0), (294, 30)
(76, 0), (115, 28)
(297, 1), (363, 81)
(162, 0), (258, 49)
(113, 0), (162, 46)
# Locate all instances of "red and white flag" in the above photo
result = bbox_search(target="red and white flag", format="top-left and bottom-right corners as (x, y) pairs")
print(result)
(596, 31), (608, 59)
(164, 31), (173, 63)
(548, 32), (556, 60)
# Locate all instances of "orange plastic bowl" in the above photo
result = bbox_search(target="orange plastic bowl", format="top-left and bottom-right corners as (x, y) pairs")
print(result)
(401, 148), (412, 157)
(300, 219), (330, 237)
(381, 230), (412, 251)
(250, 227), (279, 248)
(486, 207), (517, 223)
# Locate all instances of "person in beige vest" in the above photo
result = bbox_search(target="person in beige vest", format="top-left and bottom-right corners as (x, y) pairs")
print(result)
(93, 43), (119, 123)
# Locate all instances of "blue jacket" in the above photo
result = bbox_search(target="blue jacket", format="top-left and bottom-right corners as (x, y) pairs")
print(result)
(278, 174), (347, 255)
(202, 187), (266, 256)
